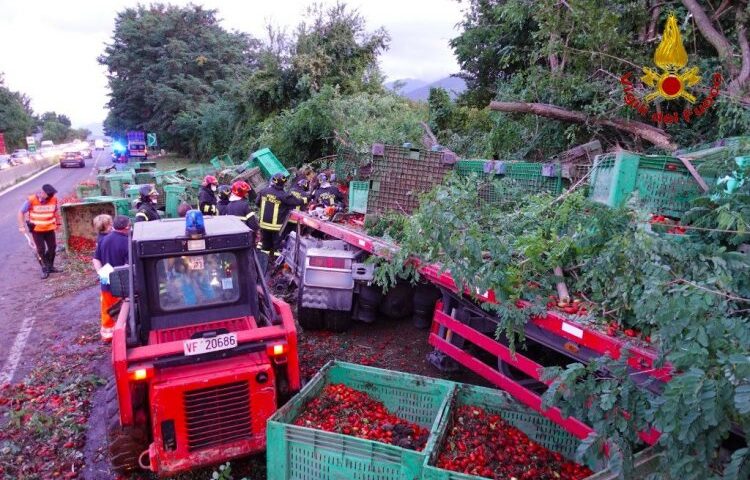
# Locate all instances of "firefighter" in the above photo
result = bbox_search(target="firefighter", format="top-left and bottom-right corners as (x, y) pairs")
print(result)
(256, 173), (303, 256)
(312, 173), (345, 209)
(226, 181), (259, 242)
(134, 185), (161, 222)
(217, 184), (231, 215)
(284, 178), (311, 238)
(198, 175), (219, 215)
(17, 184), (61, 279)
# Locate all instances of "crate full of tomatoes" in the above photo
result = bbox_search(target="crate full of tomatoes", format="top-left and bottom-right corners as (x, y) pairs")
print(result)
(266, 361), (454, 480)
(423, 384), (661, 480)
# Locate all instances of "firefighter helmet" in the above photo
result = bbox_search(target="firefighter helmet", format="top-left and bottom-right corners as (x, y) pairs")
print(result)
(231, 181), (251, 198)
(271, 172), (288, 186)
(203, 175), (218, 186)
(218, 184), (231, 199)
(317, 173), (328, 183)
(297, 178), (310, 190)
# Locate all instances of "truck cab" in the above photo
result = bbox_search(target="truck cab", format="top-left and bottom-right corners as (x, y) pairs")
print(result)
(108, 213), (299, 477)
(127, 130), (148, 159)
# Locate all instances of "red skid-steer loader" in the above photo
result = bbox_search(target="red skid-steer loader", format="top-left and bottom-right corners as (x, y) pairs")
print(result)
(106, 211), (300, 477)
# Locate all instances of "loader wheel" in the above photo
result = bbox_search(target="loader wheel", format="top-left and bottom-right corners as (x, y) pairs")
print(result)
(106, 381), (148, 475)
(325, 310), (352, 333)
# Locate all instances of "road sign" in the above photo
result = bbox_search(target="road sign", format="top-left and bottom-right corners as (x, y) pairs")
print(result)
(26, 136), (37, 153)
(0, 133), (6, 155)
(147, 133), (157, 147)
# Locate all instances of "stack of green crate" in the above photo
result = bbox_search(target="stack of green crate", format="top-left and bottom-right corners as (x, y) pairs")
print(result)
(455, 160), (563, 201)
(589, 151), (720, 217)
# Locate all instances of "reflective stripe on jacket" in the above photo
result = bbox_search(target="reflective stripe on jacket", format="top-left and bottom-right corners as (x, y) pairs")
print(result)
(28, 195), (58, 232)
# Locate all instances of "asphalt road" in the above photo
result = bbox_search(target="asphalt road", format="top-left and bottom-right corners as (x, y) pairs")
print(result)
(0, 147), (112, 382)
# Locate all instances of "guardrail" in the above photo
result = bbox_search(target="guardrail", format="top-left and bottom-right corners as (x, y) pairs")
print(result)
(0, 156), (58, 192)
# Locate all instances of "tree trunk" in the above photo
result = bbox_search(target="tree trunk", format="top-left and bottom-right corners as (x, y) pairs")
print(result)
(488, 101), (676, 150)
(682, 0), (738, 78)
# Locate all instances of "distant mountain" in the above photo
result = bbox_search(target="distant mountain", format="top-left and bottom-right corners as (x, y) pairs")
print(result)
(79, 122), (104, 138)
(385, 78), (430, 95)
(403, 76), (467, 101)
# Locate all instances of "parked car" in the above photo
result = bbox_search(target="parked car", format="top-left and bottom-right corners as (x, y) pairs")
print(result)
(11, 150), (31, 164)
(0, 154), (12, 169)
(60, 149), (85, 168)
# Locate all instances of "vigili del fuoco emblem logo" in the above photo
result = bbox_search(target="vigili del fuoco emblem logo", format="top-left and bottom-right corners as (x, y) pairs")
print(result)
(620, 13), (722, 125)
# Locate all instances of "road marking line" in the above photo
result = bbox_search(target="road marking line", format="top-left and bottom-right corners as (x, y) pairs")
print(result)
(0, 164), (59, 198)
(0, 316), (36, 385)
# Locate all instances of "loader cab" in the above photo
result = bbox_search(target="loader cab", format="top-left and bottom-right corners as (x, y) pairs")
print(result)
(129, 214), (264, 345)
(108, 212), (300, 477)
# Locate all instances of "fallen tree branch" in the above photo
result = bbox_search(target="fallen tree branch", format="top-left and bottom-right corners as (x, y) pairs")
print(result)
(682, 0), (738, 78)
(488, 101), (676, 150)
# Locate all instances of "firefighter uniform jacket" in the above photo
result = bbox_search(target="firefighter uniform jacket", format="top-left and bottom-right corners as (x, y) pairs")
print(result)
(255, 185), (303, 232)
(313, 185), (345, 207)
(217, 198), (230, 216)
(135, 202), (160, 222)
(198, 186), (218, 215)
(226, 199), (260, 233)
(288, 185), (310, 223)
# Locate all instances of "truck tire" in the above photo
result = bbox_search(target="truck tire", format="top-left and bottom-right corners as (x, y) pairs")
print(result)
(106, 381), (148, 475)
(297, 287), (324, 330)
(325, 310), (352, 333)
(379, 281), (414, 319)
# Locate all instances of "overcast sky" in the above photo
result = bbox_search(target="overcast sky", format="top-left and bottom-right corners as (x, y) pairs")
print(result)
(0, 0), (465, 130)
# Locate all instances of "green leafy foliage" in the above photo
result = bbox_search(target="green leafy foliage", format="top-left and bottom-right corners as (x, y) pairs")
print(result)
(449, 0), (750, 157)
(0, 76), (35, 151)
(373, 173), (750, 478)
(98, 4), (257, 154)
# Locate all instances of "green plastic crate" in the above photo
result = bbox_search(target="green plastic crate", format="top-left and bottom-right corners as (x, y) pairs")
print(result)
(423, 384), (662, 480)
(589, 151), (718, 217)
(105, 171), (136, 197)
(164, 184), (188, 218)
(349, 181), (370, 214)
(76, 183), (101, 199)
(267, 361), (454, 480)
(250, 148), (289, 179)
(83, 196), (131, 217)
(455, 160), (487, 175)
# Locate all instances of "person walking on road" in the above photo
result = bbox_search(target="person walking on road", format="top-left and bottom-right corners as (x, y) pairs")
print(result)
(93, 215), (131, 342)
(17, 184), (61, 279)
(135, 185), (161, 222)
(256, 173), (303, 256)
(198, 175), (219, 215)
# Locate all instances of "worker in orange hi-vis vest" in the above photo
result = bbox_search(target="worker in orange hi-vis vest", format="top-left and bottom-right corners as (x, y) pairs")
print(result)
(17, 184), (61, 279)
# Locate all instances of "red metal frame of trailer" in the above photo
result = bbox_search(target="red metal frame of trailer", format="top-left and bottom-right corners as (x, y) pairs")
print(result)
(289, 211), (666, 444)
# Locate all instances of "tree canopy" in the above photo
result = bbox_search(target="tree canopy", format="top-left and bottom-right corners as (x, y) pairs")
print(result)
(448, 0), (750, 159)
(0, 75), (35, 151)
(98, 3), (258, 154)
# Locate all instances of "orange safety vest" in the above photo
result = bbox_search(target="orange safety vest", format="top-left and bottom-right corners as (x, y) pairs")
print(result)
(28, 194), (58, 232)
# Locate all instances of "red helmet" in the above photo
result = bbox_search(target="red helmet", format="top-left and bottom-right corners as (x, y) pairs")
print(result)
(231, 181), (251, 198)
(203, 175), (218, 186)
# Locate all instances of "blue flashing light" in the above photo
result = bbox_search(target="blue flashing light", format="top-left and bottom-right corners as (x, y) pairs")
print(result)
(113, 141), (126, 153)
(185, 210), (206, 237)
